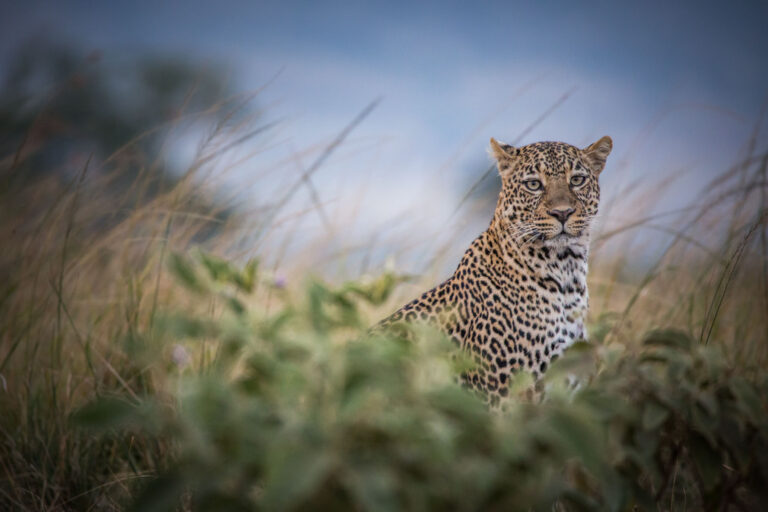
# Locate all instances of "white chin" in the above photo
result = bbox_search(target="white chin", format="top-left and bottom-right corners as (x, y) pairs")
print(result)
(544, 233), (579, 248)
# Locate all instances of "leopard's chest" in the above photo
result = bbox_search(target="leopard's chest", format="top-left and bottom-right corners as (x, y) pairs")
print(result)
(472, 254), (588, 374)
(534, 258), (588, 355)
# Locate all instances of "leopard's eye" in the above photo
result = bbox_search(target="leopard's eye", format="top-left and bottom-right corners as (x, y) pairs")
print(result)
(570, 175), (587, 187)
(523, 179), (542, 192)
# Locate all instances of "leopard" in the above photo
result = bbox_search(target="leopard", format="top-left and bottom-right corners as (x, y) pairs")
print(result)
(375, 136), (613, 406)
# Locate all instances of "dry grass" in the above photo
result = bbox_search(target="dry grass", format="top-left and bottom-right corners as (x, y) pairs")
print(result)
(0, 89), (767, 510)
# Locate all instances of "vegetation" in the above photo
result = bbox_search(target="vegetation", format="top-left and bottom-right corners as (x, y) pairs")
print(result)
(1, 46), (767, 511)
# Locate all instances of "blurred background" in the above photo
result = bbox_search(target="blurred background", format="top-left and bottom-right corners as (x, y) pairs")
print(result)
(2, 0), (767, 277)
(3, 3), (768, 509)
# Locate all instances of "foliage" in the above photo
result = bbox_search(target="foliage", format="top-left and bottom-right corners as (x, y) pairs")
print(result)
(2, 40), (767, 511)
(70, 253), (768, 511)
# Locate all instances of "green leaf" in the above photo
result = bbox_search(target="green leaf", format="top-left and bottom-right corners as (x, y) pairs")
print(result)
(600, 469), (630, 512)
(262, 440), (333, 511)
(72, 397), (137, 429)
(642, 328), (693, 350)
(542, 341), (596, 382)
(168, 252), (204, 293)
(129, 471), (185, 512)
(535, 407), (604, 472)
(194, 492), (253, 512)
(730, 377), (764, 424)
(639, 346), (692, 372)
(226, 296), (246, 316)
(345, 272), (410, 305)
(641, 400), (669, 430)
(344, 465), (400, 512)
(257, 309), (294, 340)
(507, 371), (535, 398)
(159, 313), (215, 339)
(755, 437), (768, 487)
(587, 311), (620, 344)
(691, 403), (718, 447)
(236, 258), (259, 292)
(689, 432), (722, 492)
(696, 389), (719, 418)
(199, 252), (235, 282)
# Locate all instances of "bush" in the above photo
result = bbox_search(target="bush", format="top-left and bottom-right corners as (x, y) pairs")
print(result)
(73, 252), (768, 511)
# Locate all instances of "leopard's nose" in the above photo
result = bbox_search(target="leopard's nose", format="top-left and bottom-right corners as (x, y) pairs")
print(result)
(547, 208), (575, 223)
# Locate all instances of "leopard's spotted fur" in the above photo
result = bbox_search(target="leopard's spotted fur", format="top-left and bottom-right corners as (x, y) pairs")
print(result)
(377, 136), (613, 406)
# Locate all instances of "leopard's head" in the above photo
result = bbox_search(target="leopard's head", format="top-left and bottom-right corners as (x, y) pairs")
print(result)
(489, 136), (612, 249)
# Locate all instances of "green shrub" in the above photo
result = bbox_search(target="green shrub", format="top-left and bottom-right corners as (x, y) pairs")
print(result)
(73, 252), (768, 511)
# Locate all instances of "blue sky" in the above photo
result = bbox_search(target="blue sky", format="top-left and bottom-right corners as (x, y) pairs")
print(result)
(3, 0), (768, 271)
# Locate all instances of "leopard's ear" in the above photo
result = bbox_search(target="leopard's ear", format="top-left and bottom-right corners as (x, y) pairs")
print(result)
(489, 138), (517, 166)
(582, 136), (613, 175)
